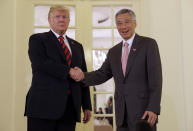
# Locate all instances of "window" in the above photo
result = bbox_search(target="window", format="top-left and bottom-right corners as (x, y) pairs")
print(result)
(92, 6), (131, 131)
(34, 5), (76, 39)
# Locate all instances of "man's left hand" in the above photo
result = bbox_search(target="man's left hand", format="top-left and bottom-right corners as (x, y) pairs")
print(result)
(83, 109), (91, 123)
(141, 111), (157, 126)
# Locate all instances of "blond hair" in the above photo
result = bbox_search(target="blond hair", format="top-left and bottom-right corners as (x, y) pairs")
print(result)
(48, 5), (70, 19)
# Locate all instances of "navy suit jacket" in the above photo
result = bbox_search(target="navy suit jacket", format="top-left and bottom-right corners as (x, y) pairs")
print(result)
(24, 30), (92, 122)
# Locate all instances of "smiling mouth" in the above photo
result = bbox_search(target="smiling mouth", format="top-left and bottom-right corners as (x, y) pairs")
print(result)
(58, 24), (66, 27)
(122, 30), (129, 34)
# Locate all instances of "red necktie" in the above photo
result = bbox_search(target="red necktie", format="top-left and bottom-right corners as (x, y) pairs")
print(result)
(58, 36), (72, 66)
(58, 36), (72, 94)
(122, 42), (129, 76)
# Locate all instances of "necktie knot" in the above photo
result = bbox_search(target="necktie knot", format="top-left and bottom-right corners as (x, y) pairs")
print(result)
(58, 36), (64, 43)
(58, 35), (64, 40)
(124, 42), (129, 47)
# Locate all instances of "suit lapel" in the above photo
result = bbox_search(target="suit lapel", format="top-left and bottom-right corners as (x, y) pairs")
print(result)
(115, 42), (125, 80)
(124, 34), (141, 78)
(47, 30), (68, 64)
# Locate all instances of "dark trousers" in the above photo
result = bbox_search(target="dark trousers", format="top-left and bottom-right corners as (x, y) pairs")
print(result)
(117, 106), (157, 131)
(117, 124), (156, 131)
(117, 106), (130, 131)
(27, 95), (76, 131)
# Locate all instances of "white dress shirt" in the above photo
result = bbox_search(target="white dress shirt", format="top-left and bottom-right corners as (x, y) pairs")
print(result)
(121, 33), (135, 60)
(51, 29), (72, 55)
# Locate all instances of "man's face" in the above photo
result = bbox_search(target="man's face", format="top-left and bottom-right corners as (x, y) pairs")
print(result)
(116, 13), (136, 40)
(48, 10), (70, 35)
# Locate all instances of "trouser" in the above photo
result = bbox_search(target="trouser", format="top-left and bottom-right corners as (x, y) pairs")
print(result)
(27, 95), (76, 131)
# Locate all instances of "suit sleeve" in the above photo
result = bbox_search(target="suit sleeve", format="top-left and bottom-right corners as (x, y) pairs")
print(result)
(83, 51), (113, 86)
(146, 39), (162, 115)
(80, 45), (92, 111)
(28, 34), (70, 79)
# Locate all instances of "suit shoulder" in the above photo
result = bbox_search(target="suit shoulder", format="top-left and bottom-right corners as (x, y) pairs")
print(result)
(139, 35), (157, 44)
(135, 35), (157, 49)
(29, 32), (49, 40)
(138, 36), (160, 52)
(66, 36), (83, 47)
(109, 42), (122, 52)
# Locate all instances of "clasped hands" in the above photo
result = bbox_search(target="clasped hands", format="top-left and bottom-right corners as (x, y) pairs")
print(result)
(69, 67), (84, 82)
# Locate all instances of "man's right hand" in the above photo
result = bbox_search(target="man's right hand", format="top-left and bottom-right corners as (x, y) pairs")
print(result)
(141, 111), (157, 126)
(69, 67), (85, 82)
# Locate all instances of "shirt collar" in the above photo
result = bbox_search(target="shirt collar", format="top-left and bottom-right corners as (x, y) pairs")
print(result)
(51, 29), (67, 40)
(122, 33), (135, 46)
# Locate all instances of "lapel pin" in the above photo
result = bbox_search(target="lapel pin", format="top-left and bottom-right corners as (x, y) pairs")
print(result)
(133, 48), (136, 52)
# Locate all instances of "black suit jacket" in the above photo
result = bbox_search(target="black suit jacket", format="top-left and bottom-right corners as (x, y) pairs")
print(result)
(84, 34), (162, 128)
(24, 30), (92, 122)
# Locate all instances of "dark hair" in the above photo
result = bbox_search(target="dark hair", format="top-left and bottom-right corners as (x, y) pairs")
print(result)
(115, 8), (136, 21)
(109, 96), (113, 102)
(136, 120), (153, 131)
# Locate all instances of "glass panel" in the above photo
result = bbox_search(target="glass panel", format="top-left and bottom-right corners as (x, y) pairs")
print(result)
(94, 94), (114, 129)
(94, 94), (113, 114)
(68, 6), (75, 27)
(94, 117), (113, 131)
(92, 6), (111, 27)
(113, 6), (132, 26)
(66, 29), (75, 39)
(92, 50), (114, 92)
(114, 29), (122, 45)
(34, 5), (50, 26)
(93, 29), (112, 49)
(34, 28), (75, 39)
(34, 5), (75, 27)
(92, 50), (108, 70)
(94, 78), (114, 92)
(34, 28), (50, 33)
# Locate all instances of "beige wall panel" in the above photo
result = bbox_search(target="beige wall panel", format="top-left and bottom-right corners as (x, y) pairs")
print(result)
(0, 0), (15, 131)
(13, 0), (33, 131)
(75, 2), (94, 131)
(139, 0), (151, 36)
(181, 0), (193, 130)
(146, 0), (187, 131)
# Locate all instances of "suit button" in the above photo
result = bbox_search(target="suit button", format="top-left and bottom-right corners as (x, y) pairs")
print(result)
(68, 89), (72, 95)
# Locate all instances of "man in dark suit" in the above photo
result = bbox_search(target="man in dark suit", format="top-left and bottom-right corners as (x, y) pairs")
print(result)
(24, 5), (92, 131)
(71, 9), (162, 131)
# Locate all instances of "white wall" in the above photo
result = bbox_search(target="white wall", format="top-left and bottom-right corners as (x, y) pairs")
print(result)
(181, 0), (193, 130)
(141, 0), (193, 131)
(150, 0), (186, 130)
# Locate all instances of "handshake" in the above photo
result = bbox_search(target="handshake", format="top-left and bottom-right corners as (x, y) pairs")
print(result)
(69, 67), (85, 82)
